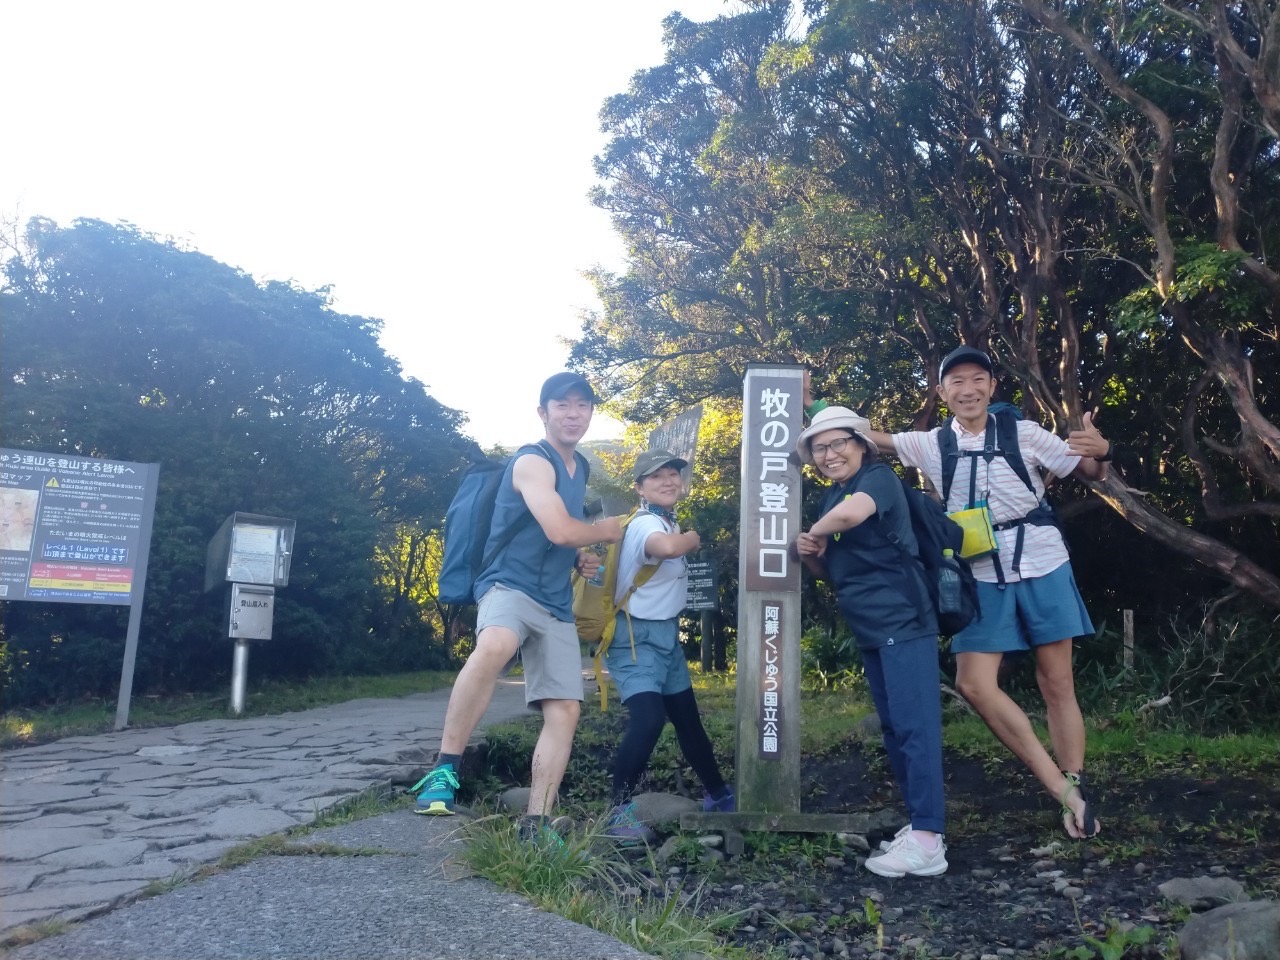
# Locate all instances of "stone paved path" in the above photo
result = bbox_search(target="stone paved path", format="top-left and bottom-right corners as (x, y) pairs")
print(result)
(0, 672), (554, 937)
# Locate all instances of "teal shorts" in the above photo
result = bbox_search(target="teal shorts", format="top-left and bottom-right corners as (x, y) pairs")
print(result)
(951, 562), (1094, 654)
(603, 614), (692, 702)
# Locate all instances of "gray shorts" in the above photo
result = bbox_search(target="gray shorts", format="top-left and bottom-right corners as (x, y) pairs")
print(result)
(477, 583), (584, 706)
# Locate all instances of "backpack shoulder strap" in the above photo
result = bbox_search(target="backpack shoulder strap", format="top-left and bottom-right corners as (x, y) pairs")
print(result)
(992, 409), (1036, 495)
(936, 419), (962, 505)
(479, 443), (558, 572)
(615, 509), (661, 603)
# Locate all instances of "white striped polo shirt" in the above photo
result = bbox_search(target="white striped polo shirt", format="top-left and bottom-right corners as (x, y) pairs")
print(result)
(893, 419), (1081, 583)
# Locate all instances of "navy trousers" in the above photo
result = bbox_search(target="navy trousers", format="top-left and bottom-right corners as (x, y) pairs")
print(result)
(860, 633), (946, 834)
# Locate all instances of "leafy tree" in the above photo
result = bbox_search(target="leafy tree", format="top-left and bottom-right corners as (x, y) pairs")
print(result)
(1, 218), (480, 704)
(571, 0), (1279, 624)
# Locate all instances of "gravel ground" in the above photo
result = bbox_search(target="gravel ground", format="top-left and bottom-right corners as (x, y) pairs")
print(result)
(592, 743), (1280, 958)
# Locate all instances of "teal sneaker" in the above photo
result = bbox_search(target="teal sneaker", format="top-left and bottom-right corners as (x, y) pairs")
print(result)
(602, 802), (657, 845)
(518, 817), (589, 863)
(411, 764), (459, 815)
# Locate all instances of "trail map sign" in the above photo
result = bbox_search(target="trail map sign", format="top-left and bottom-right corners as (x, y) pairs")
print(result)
(0, 448), (161, 730)
(0, 449), (159, 605)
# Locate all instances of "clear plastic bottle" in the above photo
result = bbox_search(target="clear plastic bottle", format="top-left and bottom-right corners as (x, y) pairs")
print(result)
(937, 548), (963, 614)
(586, 543), (607, 586)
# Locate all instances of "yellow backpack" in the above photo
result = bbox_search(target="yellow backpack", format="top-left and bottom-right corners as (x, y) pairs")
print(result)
(571, 508), (658, 710)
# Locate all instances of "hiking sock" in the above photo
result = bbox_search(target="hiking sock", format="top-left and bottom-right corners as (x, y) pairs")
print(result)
(435, 752), (463, 769)
(663, 688), (726, 795)
(611, 692), (666, 799)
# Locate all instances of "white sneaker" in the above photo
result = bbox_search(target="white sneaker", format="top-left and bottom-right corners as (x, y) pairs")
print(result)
(864, 832), (948, 878)
(879, 824), (911, 851)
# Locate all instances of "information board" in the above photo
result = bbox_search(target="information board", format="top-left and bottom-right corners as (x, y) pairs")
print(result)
(0, 449), (160, 606)
(685, 557), (719, 611)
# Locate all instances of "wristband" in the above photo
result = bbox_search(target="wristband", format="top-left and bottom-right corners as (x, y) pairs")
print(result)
(1095, 444), (1114, 462)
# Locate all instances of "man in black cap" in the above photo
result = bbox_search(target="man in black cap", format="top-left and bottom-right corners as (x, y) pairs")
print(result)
(830, 348), (1114, 841)
(413, 372), (622, 847)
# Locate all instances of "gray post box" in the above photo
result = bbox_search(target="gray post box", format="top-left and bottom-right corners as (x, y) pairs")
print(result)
(205, 512), (295, 715)
(229, 583), (276, 640)
(205, 512), (295, 591)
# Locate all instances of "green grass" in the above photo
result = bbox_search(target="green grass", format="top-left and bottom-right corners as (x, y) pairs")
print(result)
(0, 670), (457, 749)
(455, 814), (758, 960)
(942, 706), (1280, 771)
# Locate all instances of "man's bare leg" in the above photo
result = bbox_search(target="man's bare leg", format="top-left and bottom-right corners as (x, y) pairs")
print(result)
(438, 626), (520, 756)
(955, 651), (1088, 833)
(527, 698), (581, 816)
(1035, 639), (1086, 774)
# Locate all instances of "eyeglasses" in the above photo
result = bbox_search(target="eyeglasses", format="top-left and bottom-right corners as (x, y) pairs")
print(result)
(810, 436), (856, 458)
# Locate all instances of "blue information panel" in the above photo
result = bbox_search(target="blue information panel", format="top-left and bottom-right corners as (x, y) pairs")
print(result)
(0, 448), (160, 605)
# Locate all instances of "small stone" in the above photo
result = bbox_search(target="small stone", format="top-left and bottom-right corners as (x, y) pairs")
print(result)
(970, 867), (996, 880)
(1134, 862), (1149, 875)
(730, 883), (745, 893)
(1031, 859), (1056, 871)
(742, 925), (756, 934)
(838, 832), (871, 852)
(1063, 886), (1085, 900)
(696, 833), (723, 847)
(998, 950), (1017, 957)
(824, 856), (846, 869)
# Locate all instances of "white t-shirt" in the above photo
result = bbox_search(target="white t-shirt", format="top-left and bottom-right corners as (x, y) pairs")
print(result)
(893, 419), (1080, 583)
(613, 511), (688, 620)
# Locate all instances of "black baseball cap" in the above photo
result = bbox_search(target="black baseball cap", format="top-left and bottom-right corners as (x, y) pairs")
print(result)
(939, 345), (994, 380)
(539, 371), (597, 407)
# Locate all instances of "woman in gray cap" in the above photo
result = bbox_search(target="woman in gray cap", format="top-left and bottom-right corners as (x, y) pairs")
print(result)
(795, 407), (947, 878)
(602, 450), (734, 843)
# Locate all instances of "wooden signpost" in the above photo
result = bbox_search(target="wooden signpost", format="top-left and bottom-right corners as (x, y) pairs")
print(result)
(681, 364), (869, 835)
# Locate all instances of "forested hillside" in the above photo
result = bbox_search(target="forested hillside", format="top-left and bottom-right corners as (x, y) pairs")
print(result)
(1, 218), (481, 705)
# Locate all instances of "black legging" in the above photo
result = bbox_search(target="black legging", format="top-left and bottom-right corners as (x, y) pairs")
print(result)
(610, 688), (727, 803)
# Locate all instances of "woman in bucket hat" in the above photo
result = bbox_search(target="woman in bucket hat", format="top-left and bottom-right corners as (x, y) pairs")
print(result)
(794, 407), (948, 878)
(601, 451), (734, 844)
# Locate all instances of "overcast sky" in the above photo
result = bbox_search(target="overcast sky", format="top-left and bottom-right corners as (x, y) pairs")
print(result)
(1, 0), (736, 447)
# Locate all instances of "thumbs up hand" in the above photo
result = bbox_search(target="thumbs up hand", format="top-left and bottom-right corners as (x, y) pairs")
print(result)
(1067, 411), (1111, 460)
